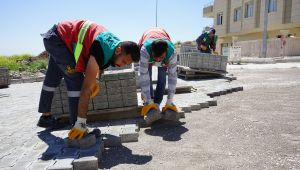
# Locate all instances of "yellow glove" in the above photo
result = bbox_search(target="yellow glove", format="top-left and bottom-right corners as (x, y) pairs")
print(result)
(68, 117), (88, 140)
(213, 51), (219, 55)
(200, 45), (208, 51)
(90, 83), (100, 98)
(162, 104), (178, 113)
(141, 103), (159, 116)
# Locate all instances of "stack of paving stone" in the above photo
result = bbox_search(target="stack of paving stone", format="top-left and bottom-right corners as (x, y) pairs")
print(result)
(178, 53), (228, 72)
(179, 43), (198, 53)
(51, 69), (138, 118)
(0, 68), (10, 88)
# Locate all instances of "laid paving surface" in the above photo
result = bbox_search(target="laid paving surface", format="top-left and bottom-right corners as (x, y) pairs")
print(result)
(2, 63), (299, 169)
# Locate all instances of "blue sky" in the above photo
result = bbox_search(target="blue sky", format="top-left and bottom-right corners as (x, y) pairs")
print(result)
(0, 0), (213, 55)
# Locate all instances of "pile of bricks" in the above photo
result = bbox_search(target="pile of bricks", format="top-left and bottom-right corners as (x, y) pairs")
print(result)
(0, 68), (10, 88)
(51, 69), (138, 117)
(178, 53), (228, 72)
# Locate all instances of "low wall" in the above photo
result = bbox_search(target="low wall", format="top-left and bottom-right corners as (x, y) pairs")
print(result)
(236, 38), (300, 58)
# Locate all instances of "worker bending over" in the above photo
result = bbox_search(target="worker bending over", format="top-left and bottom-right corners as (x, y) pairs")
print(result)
(196, 28), (218, 54)
(37, 20), (140, 140)
(139, 28), (178, 124)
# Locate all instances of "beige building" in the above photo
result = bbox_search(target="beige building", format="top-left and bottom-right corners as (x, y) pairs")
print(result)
(203, 0), (300, 57)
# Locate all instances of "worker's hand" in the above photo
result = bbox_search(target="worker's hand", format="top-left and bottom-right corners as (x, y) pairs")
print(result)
(162, 99), (178, 113)
(141, 102), (159, 116)
(200, 45), (208, 51)
(90, 83), (100, 98)
(68, 117), (88, 140)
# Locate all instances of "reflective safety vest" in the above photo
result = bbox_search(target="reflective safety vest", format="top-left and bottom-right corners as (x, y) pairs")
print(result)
(138, 28), (175, 66)
(143, 38), (174, 65)
(73, 21), (120, 69)
(57, 20), (120, 72)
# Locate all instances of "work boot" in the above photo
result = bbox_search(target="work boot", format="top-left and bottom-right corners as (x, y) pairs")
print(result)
(37, 115), (63, 129)
(144, 109), (162, 125)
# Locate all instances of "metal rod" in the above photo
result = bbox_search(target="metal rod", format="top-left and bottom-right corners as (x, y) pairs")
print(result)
(262, 0), (269, 58)
(156, 0), (158, 27)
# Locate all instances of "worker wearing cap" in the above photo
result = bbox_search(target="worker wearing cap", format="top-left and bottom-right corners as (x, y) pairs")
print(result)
(196, 28), (218, 54)
(37, 20), (140, 140)
(138, 28), (178, 124)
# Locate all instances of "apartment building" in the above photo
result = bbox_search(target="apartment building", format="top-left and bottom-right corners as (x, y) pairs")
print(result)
(203, 0), (300, 57)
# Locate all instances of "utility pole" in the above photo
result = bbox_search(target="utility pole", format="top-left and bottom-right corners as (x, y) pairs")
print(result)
(262, 0), (269, 58)
(155, 0), (158, 27)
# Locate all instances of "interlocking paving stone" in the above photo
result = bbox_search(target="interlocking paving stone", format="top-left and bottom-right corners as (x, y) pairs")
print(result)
(73, 156), (98, 170)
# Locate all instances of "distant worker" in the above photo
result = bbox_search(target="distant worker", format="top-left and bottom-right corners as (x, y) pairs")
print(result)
(196, 28), (218, 54)
(138, 28), (178, 125)
(37, 20), (140, 140)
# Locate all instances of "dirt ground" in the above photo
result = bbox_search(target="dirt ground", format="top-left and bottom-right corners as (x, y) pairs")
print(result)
(101, 64), (300, 170)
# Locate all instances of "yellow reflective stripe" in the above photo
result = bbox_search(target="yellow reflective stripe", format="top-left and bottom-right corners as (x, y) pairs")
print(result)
(74, 21), (93, 63)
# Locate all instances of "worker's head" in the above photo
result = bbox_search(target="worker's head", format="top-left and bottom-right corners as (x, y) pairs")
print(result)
(209, 28), (216, 38)
(113, 41), (140, 67)
(151, 39), (168, 62)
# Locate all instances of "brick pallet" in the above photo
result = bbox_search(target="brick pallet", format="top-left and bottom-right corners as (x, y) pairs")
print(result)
(51, 69), (138, 121)
(0, 68), (10, 88)
(177, 52), (228, 79)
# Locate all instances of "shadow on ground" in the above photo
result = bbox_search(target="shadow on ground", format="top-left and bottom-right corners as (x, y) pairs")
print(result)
(144, 120), (188, 141)
(37, 128), (70, 161)
(100, 146), (152, 169)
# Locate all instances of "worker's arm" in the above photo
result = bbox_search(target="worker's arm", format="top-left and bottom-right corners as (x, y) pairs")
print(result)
(78, 55), (99, 118)
(68, 55), (99, 140)
(139, 46), (152, 104)
(166, 53), (177, 105)
(196, 34), (205, 50)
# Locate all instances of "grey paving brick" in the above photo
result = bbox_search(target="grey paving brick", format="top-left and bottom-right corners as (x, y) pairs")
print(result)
(105, 80), (120, 89)
(65, 134), (97, 149)
(78, 138), (103, 159)
(46, 158), (73, 170)
(108, 101), (123, 108)
(93, 102), (109, 110)
(107, 94), (122, 101)
(73, 156), (98, 170)
(119, 124), (139, 143)
(199, 102), (209, 108)
(25, 160), (53, 170)
(190, 104), (201, 111)
(121, 86), (137, 93)
(123, 99), (137, 107)
(120, 79), (136, 87)
(106, 87), (121, 95)
(92, 95), (108, 102)
(161, 109), (181, 121)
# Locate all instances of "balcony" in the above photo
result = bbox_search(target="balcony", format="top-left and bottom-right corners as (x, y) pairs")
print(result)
(203, 2), (214, 18)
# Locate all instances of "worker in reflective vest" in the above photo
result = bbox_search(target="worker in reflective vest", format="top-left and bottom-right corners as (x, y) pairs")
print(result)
(196, 28), (218, 54)
(37, 20), (140, 140)
(138, 28), (178, 125)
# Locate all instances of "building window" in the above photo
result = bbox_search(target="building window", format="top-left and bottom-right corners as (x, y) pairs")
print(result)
(234, 7), (241, 22)
(245, 1), (254, 18)
(217, 12), (223, 25)
(268, 0), (277, 13)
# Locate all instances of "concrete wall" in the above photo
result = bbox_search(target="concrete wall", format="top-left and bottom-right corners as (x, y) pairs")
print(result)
(236, 37), (300, 57)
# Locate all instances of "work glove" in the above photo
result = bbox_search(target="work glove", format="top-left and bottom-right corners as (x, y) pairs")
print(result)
(141, 102), (160, 116)
(90, 83), (100, 98)
(200, 45), (208, 51)
(162, 99), (178, 113)
(68, 117), (89, 140)
(212, 51), (219, 55)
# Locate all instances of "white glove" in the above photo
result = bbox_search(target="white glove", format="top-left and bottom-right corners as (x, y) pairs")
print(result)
(68, 117), (89, 140)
